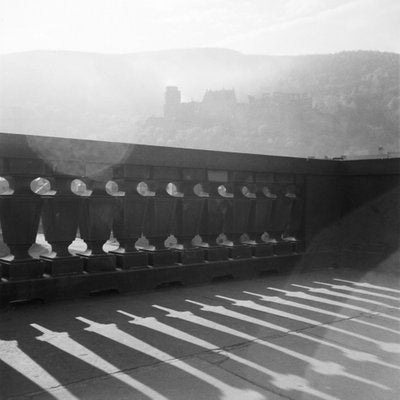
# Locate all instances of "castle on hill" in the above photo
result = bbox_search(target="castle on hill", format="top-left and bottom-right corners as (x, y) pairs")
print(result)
(160, 86), (312, 127)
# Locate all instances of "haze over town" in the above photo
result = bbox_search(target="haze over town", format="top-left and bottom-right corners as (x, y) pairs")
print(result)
(0, 0), (399, 157)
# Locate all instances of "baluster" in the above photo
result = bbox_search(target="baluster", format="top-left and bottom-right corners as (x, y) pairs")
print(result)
(202, 170), (230, 261)
(202, 182), (224, 247)
(40, 171), (84, 276)
(76, 164), (116, 272)
(0, 158), (44, 280)
(248, 183), (277, 257)
(110, 167), (150, 269)
(270, 183), (295, 255)
(217, 182), (235, 246)
(238, 183), (258, 244)
(165, 181), (184, 249)
(285, 184), (305, 253)
(146, 181), (175, 248)
(229, 172), (253, 245)
(268, 185), (286, 237)
(226, 182), (255, 259)
(145, 167), (180, 267)
(175, 181), (205, 264)
(0, 164), (9, 264)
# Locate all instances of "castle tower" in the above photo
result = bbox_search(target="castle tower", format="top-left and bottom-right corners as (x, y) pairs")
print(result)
(164, 86), (181, 119)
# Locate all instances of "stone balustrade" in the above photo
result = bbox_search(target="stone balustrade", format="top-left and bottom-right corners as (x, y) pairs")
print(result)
(1, 132), (398, 304)
(0, 160), (304, 277)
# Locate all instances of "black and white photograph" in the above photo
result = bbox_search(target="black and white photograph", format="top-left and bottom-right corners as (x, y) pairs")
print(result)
(0, 1), (399, 399)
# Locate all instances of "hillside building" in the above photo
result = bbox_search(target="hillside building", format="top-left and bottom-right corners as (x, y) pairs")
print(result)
(159, 86), (312, 127)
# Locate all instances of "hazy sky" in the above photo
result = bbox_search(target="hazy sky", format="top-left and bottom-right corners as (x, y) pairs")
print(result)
(0, 0), (399, 55)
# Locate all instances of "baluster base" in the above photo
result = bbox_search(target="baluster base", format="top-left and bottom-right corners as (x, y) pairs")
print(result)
(40, 255), (84, 277)
(252, 243), (274, 257)
(273, 241), (295, 255)
(109, 251), (149, 270)
(76, 253), (116, 273)
(145, 249), (179, 268)
(227, 245), (253, 260)
(293, 240), (305, 254)
(0, 258), (44, 281)
(174, 248), (205, 265)
(204, 246), (229, 262)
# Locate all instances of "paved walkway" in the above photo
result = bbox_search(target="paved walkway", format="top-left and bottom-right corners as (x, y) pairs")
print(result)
(1, 267), (399, 400)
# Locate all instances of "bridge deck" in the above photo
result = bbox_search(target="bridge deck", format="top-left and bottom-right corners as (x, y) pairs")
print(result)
(1, 267), (399, 400)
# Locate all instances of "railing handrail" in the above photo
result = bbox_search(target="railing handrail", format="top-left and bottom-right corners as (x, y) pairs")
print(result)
(0, 132), (340, 175)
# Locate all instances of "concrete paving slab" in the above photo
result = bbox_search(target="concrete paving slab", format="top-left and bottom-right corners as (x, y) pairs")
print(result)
(214, 339), (398, 400)
(267, 329), (400, 396)
(1, 267), (399, 400)
(305, 316), (400, 363)
(4, 355), (286, 400)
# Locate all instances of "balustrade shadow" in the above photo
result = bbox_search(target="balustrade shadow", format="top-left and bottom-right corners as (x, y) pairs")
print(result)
(1, 268), (399, 399)
(0, 295), (267, 399)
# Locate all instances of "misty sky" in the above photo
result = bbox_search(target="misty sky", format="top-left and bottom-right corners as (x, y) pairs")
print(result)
(0, 0), (399, 55)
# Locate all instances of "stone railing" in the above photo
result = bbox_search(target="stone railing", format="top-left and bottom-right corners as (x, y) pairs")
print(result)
(1, 132), (398, 303)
